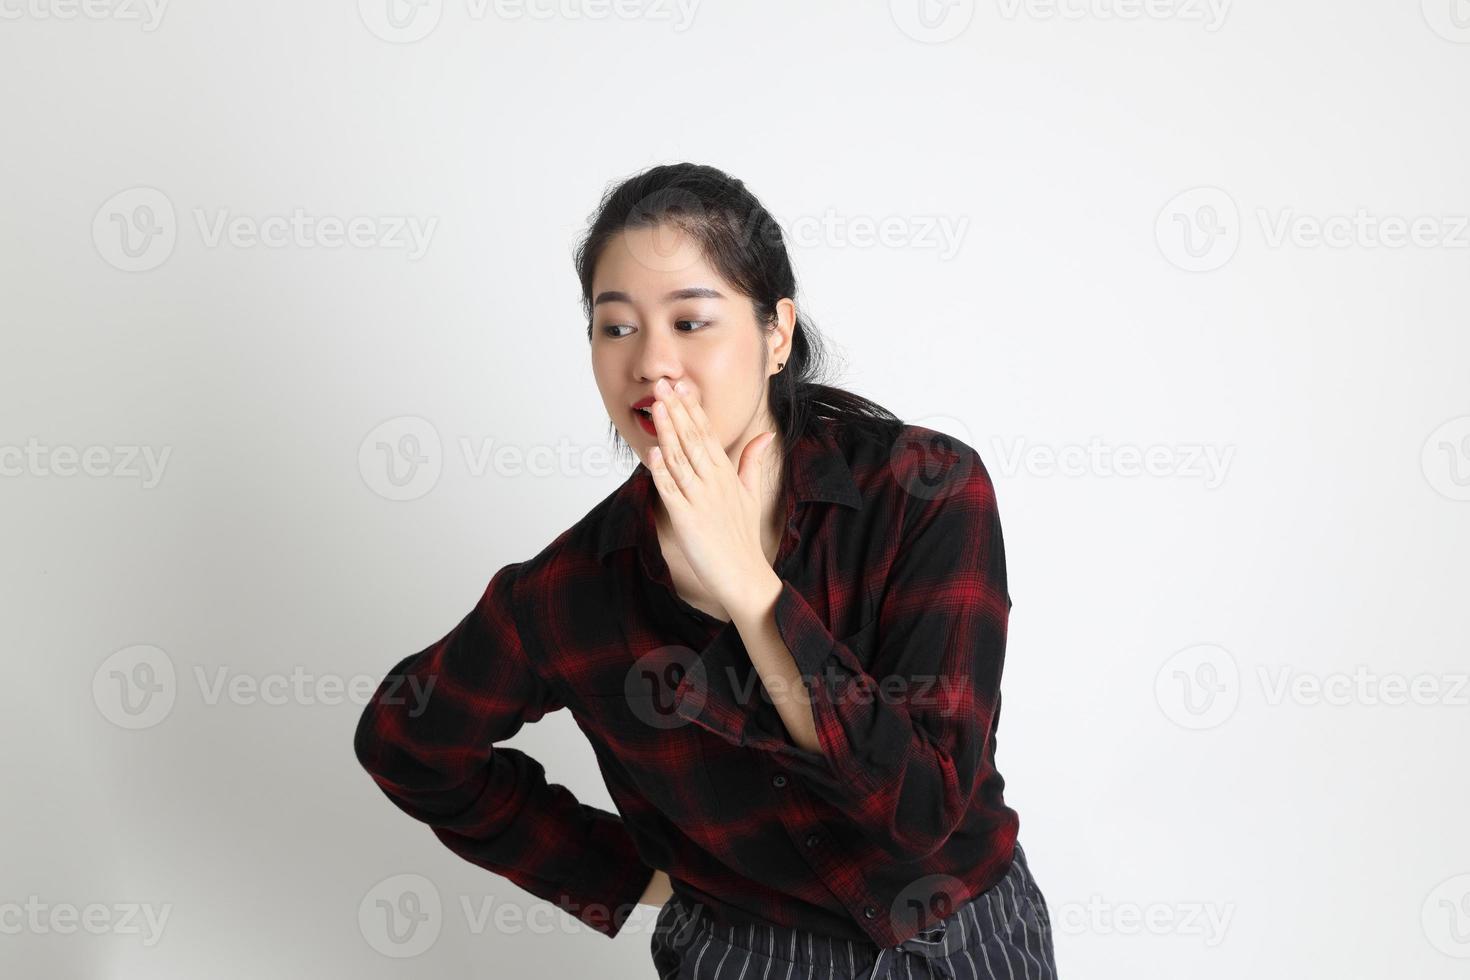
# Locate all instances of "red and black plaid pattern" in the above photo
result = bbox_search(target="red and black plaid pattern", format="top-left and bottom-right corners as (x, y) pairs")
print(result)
(354, 417), (1020, 948)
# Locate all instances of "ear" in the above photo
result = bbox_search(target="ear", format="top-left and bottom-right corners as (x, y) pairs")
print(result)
(768, 298), (797, 374)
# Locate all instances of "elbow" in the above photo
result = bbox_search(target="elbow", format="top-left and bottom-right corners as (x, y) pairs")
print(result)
(353, 654), (418, 776)
(876, 793), (973, 863)
(866, 736), (981, 862)
(353, 698), (387, 777)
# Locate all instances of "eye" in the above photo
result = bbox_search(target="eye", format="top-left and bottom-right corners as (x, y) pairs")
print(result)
(601, 320), (710, 338)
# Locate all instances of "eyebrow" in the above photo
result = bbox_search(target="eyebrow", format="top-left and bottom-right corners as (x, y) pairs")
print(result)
(592, 287), (727, 307)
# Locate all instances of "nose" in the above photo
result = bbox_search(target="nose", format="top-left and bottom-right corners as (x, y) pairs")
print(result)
(632, 324), (682, 385)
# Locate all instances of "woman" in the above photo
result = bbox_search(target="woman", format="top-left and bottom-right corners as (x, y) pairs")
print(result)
(354, 163), (1058, 979)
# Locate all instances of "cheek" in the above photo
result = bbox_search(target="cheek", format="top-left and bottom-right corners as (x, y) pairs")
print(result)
(701, 344), (762, 395)
(590, 354), (619, 397)
(694, 378), (752, 434)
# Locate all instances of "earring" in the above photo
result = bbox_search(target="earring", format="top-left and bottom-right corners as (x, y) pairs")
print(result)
(776, 362), (784, 370)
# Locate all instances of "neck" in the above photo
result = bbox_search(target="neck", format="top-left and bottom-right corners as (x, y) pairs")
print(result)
(755, 427), (786, 563)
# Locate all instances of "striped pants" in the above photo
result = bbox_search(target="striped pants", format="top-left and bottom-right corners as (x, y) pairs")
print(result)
(650, 841), (1058, 980)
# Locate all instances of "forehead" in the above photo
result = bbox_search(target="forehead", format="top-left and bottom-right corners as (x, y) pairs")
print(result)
(591, 224), (730, 299)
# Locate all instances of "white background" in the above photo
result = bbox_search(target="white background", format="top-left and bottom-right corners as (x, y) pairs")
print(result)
(3, 1), (1468, 977)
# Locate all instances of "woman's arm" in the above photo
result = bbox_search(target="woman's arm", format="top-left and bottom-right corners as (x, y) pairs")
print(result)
(671, 441), (1011, 864)
(354, 561), (657, 939)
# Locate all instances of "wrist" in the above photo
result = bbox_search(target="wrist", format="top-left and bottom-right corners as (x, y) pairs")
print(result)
(727, 568), (782, 625)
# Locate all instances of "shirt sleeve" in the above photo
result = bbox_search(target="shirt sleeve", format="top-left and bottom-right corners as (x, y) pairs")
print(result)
(353, 561), (656, 940)
(676, 443), (1011, 864)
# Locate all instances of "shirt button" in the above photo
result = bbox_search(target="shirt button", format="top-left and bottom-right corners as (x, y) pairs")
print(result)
(772, 774), (788, 788)
(863, 906), (877, 919)
(805, 833), (820, 848)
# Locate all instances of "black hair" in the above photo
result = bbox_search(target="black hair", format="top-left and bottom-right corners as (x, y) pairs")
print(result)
(574, 162), (904, 489)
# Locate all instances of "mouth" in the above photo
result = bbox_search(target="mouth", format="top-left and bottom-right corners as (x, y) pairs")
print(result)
(630, 398), (657, 436)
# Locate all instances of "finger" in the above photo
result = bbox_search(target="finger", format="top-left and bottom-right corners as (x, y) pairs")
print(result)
(647, 446), (687, 509)
(657, 380), (713, 478)
(672, 381), (728, 472)
(651, 394), (695, 493)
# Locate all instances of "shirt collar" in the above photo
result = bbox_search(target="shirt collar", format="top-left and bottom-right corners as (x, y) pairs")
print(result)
(595, 421), (863, 563)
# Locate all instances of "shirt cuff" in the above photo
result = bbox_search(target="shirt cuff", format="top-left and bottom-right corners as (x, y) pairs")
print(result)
(670, 581), (869, 793)
(428, 792), (656, 940)
(573, 817), (658, 939)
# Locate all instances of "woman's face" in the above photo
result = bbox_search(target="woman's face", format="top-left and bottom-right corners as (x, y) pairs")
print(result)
(590, 223), (794, 470)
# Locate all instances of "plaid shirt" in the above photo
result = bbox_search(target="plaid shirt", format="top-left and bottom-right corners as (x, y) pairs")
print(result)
(354, 417), (1021, 948)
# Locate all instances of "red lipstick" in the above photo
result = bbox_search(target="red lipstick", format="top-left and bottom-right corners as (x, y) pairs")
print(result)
(631, 396), (657, 436)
